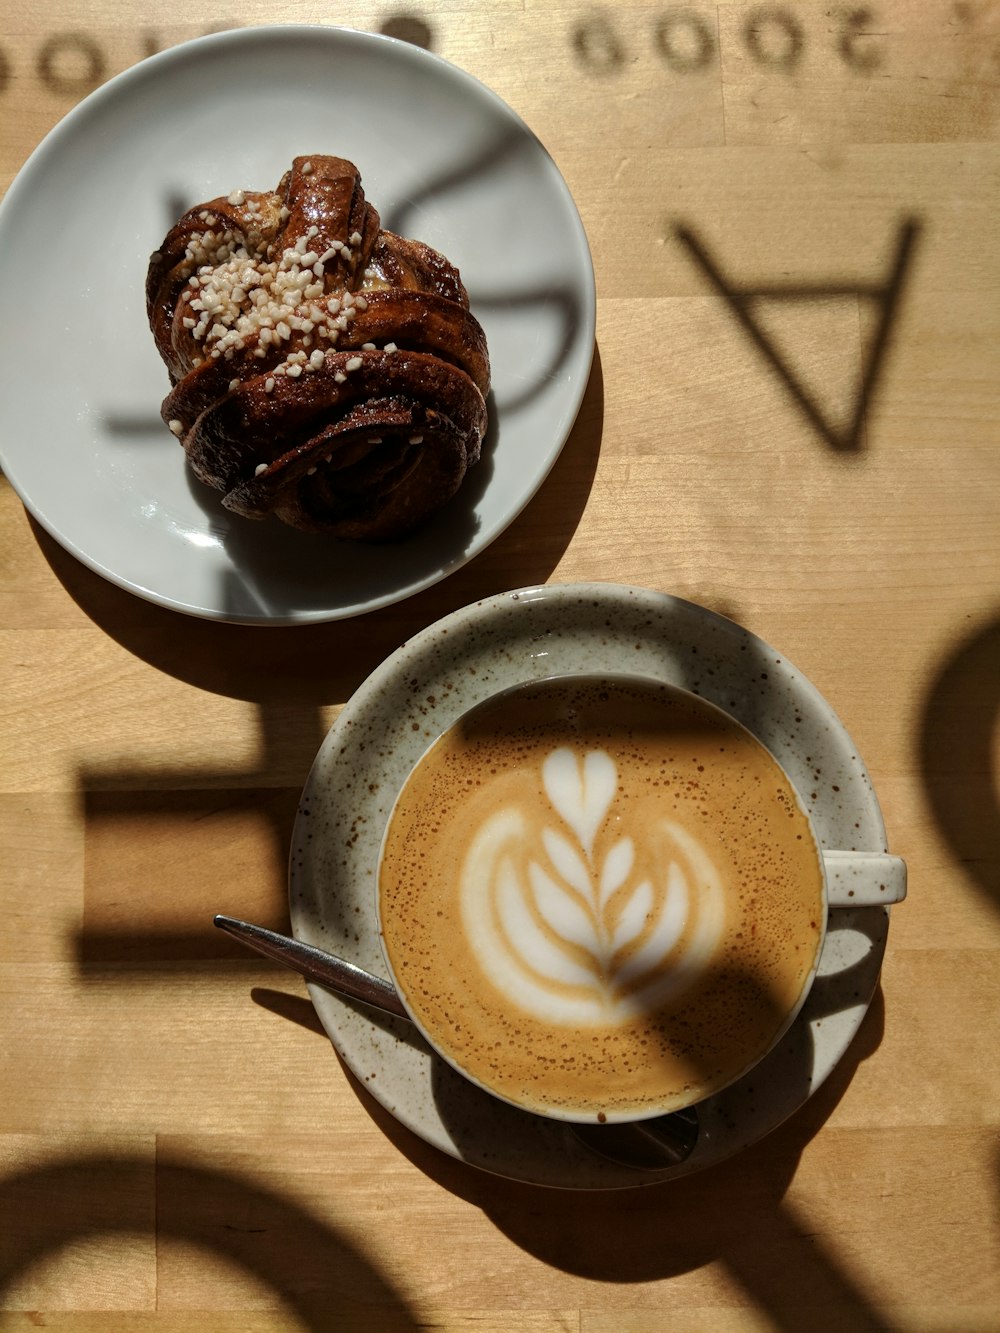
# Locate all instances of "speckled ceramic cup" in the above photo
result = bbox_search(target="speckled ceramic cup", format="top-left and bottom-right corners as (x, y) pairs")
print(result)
(376, 671), (906, 1126)
(291, 583), (908, 1185)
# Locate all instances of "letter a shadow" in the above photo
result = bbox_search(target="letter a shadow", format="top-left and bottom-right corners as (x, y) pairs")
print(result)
(674, 218), (920, 452)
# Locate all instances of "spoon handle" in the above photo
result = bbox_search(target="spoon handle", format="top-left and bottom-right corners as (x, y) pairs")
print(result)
(213, 914), (409, 1019)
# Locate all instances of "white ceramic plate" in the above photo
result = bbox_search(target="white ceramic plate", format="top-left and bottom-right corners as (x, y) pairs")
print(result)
(290, 584), (896, 1189)
(0, 26), (595, 624)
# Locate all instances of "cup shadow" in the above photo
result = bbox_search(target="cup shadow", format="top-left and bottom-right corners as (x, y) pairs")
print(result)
(331, 991), (890, 1327)
(347, 1044), (892, 1333)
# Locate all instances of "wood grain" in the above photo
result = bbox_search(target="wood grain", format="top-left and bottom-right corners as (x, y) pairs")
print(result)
(2, 2), (998, 1329)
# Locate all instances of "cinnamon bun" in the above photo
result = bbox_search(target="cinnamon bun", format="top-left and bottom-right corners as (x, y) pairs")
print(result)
(146, 155), (490, 541)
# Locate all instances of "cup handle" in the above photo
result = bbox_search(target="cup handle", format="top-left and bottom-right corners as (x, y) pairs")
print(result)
(822, 850), (907, 907)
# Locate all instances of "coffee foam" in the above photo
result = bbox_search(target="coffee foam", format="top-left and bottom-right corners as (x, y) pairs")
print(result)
(378, 676), (825, 1121)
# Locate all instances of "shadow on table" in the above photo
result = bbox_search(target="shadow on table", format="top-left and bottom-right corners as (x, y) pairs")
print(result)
(918, 609), (1000, 916)
(0, 1152), (418, 1330)
(672, 216), (921, 454)
(335, 986), (893, 1330)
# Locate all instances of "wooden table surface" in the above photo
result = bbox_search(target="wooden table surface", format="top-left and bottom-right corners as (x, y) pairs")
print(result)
(2, 3), (999, 1329)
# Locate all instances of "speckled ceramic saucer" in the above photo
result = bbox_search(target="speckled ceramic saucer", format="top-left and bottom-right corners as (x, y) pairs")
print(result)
(289, 583), (896, 1189)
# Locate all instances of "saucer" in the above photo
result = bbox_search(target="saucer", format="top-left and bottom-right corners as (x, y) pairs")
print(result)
(0, 26), (594, 623)
(289, 583), (896, 1188)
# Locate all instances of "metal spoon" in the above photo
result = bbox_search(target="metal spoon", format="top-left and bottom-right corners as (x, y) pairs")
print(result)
(213, 914), (408, 1018)
(213, 913), (698, 1169)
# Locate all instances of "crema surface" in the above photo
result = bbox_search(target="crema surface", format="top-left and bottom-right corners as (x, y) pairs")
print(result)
(378, 676), (824, 1121)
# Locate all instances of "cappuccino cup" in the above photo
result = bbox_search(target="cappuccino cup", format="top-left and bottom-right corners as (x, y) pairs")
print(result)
(376, 674), (905, 1125)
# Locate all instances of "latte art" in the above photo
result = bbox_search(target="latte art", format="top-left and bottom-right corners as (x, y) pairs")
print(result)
(461, 748), (726, 1024)
(378, 675), (825, 1121)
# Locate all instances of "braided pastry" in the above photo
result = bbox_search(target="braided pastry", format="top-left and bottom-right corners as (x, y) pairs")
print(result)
(146, 155), (490, 540)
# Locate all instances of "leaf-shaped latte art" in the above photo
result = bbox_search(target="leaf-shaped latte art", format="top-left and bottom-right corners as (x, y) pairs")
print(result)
(459, 748), (726, 1025)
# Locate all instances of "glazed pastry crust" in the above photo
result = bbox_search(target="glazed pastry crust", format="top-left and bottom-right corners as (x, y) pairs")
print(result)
(146, 155), (489, 540)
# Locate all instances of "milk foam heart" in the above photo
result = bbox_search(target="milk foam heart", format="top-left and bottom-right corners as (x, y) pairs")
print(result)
(378, 675), (825, 1121)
